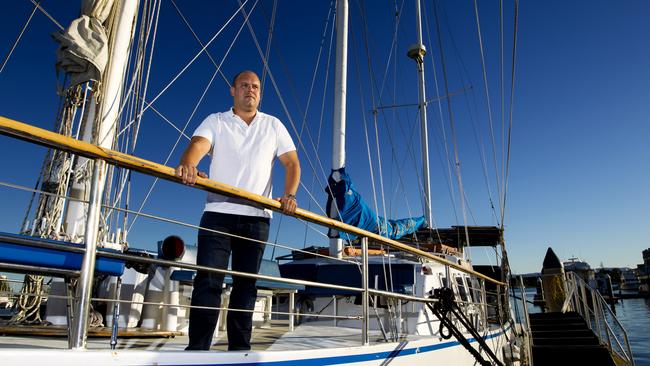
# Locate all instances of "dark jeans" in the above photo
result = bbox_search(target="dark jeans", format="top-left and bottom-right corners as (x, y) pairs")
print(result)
(186, 211), (269, 351)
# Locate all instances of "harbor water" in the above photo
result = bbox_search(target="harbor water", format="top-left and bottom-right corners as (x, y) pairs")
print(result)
(515, 288), (650, 365)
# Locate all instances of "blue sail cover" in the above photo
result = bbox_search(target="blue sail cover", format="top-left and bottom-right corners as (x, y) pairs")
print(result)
(326, 168), (425, 240)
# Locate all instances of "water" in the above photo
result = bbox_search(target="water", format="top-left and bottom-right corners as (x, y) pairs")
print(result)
(512, 289), (650, 365)
(608, 298), (650, 366)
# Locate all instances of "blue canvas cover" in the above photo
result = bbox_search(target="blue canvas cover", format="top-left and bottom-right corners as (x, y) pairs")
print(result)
(325, 168), (425, 240)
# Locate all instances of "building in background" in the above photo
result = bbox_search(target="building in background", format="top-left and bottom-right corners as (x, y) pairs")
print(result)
(636, 248), (650, 294)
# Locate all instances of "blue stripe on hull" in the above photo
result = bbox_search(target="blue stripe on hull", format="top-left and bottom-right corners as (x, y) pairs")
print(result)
(175, 325), (510, 366)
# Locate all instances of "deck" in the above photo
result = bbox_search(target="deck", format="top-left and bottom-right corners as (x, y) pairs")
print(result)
(0, 320), (387, 351)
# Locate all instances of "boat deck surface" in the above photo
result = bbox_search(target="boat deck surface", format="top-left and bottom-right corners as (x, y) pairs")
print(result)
(0, 320), (393, 351)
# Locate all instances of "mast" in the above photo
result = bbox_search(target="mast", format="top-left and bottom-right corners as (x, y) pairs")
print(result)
(408, 0), (433, 228)
(64, 0), (140, 243)
(70, 0), (140, 348)
(329, 0), (348, 259)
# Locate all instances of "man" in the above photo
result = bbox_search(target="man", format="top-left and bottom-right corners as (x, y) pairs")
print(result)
(177, 70), (300, 351)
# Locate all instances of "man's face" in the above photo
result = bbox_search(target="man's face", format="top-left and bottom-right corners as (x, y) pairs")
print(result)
(231, 72), (261, 112)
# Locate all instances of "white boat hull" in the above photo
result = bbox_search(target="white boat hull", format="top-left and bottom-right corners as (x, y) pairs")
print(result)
(1, 325), (513, 365)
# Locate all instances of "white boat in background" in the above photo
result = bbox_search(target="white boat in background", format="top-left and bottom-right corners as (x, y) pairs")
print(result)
(0, 0), (526, 364)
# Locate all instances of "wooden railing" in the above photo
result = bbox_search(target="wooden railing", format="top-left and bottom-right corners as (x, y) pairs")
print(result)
(0, 115), (505, 286)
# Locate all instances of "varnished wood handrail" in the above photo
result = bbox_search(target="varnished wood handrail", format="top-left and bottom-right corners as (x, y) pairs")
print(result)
(0, 115), (506, 286)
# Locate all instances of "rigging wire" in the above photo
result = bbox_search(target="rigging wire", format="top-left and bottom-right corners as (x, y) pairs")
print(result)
(0, 180), (342, 265)
(466, 86), (501, 225)
(429, 0), (500, 226)
(105, 0), (161, 232)
(421, 0), (460, 225)
(354, 0), (421, 235)
(376, 0), (406, 101)
(297, 1), (335, 141)
(0, 1), (40, 74)
(354, 0), (448, 254)
(351, 3), (389, 296)
(27, 0), (63, 30)
(433, 0), (493, 234)
(124, 0), (251, 127)
(141, 0), (340, 239)
(385, 3), (420, 233)
(169, 0), (232, 87)
(500, 0), (505, 208)
(300, 0), (337, 248)
(259, 0), (278, 106)
(234, 0), (351, 236)
(128, 0), (260, 232)
(356, 0), (404, 337)
(433, 2), (499, 226)
(130, 0), (341, 241)
(117, 98), (192, 140)
(431, 0), (472, 252)
(501, 0), (519, 229)
(351, 11), (383, 238)
(120, 0), (163, 237)
(473, 0), (504, 221)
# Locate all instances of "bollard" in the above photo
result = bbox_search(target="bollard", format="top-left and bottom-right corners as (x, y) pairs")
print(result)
(541, 247), (567, 312)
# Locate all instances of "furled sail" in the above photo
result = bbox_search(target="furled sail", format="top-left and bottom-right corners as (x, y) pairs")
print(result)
(326, 168), (425, 240)
(52, 0), (115, 87)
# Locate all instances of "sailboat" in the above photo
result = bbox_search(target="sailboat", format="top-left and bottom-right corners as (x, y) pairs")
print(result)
(0, 0), (524, 364)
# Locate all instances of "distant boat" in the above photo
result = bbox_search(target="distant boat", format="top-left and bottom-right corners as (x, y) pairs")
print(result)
(563, 257), (597, 288)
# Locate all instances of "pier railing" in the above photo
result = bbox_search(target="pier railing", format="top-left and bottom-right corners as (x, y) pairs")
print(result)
(562, 271), (634, 366)
(0, 115), (507, 350)
(511, 276), (533, 366)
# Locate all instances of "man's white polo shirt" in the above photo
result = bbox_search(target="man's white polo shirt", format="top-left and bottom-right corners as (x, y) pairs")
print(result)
(193, 109), (296, 218)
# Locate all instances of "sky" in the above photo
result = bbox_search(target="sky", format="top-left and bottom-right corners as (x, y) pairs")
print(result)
(0, 0), (649, 274)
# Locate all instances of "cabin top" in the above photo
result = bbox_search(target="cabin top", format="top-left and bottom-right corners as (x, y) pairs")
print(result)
(397, 226), (503, 249)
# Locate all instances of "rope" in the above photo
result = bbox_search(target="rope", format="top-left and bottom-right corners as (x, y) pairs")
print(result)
(9, 275), (45, 324)
(31, 85), (82, 239)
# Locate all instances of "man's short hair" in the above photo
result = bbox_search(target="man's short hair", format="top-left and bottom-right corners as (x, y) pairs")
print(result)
(232, 70), (259, 86)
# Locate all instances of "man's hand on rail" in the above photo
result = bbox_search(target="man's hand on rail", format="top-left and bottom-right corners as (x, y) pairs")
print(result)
(176, 164), (207, 185)
(276, 194), (297, 215)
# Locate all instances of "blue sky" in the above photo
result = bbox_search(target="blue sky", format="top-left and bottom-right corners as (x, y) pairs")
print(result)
(1, 0), (649, 274)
